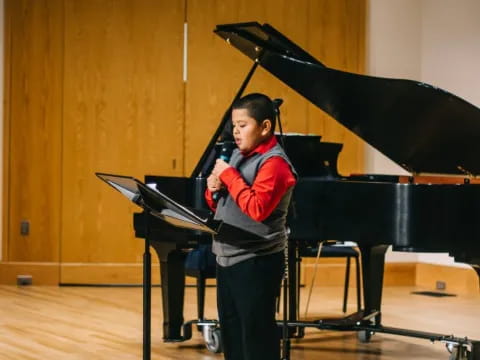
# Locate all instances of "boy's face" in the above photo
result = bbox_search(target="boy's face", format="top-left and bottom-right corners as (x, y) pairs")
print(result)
(232, 108), (271, 153)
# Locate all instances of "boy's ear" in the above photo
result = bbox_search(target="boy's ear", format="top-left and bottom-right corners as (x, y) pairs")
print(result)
(261, 119), (272, 135)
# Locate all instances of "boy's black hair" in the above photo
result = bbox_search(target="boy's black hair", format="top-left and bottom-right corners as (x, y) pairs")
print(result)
(232, 93), (276, 133)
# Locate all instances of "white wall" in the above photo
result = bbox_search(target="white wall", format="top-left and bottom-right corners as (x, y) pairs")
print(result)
(418, 0), (480, 267)
(367, 0), (480, 266)
(421, 0), (480, 110)
(366, 0), (420, 263)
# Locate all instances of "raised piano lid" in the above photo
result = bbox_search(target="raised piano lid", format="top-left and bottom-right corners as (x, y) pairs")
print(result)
(214, 22), (480, 176)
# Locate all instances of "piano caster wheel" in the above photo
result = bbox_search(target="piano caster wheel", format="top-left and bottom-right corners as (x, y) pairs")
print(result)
(447, 344), (470, 360)
(205, 327), (223, 354)
(357, 330), (373, 343)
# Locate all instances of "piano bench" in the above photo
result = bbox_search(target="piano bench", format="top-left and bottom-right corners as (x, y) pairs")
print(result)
(298, 243), (361, 313)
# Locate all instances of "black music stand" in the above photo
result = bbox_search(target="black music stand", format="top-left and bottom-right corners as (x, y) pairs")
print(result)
(96, 172), (221, 360)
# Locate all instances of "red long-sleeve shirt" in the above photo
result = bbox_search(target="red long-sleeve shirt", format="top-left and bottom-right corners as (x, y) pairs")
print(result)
(205, 136), (296, 222)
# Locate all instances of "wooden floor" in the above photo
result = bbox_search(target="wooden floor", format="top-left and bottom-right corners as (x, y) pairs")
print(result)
(0, 284), (479, 360)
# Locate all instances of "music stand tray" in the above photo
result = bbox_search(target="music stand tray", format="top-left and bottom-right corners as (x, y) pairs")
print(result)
(96, 172), (221, 234)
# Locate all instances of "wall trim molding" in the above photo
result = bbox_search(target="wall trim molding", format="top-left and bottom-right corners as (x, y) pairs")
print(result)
(415, 262), (479, 295)
(0, 261), (478, 295)
(0, 261), (59, 285)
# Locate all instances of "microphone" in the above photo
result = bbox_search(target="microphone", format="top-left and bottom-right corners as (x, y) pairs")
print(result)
(212, 140), (236, 201)
(218, 140), (235, 162)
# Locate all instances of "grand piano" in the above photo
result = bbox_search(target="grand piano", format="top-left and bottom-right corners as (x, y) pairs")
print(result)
(134, 22), (480, 359)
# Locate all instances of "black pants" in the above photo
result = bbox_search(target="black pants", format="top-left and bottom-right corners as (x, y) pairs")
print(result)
(216, 251), (285, 360)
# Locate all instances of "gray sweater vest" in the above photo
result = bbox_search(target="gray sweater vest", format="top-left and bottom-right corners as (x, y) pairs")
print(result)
(212, 143), (297, 267)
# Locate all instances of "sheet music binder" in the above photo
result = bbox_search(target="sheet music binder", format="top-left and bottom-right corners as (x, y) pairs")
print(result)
(96, 172), (221, 234)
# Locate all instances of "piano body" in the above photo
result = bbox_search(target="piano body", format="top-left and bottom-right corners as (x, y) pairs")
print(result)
(134, 21), (480, 358)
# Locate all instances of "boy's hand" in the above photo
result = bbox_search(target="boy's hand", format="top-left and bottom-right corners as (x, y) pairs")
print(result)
(207, 174), (224, 193)
(212, 159), (231, 177)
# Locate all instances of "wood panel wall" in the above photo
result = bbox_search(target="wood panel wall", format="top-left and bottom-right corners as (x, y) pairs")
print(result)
(186, 0), (366, 175)
(307, 0), (366, 175)
(5, 0), (64, 262)
(185, 0), (311, 174)
(2, 0), (366, 284)
(60, 0), (185, 273)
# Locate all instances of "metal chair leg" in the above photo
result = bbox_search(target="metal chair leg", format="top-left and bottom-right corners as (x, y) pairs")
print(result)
(342, 257), (351, 313)
(354, 254), (361, 312)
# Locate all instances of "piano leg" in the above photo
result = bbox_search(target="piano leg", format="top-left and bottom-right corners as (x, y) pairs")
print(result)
(150, 242), (186, 341)
(358, 244), (389, 325)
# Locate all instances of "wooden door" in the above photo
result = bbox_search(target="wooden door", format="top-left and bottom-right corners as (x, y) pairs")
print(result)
(5, 0), (64, 264)
(60, 0), (186, 283)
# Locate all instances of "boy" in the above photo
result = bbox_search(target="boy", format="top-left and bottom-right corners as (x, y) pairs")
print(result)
(205, 93), (297, 360)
